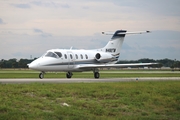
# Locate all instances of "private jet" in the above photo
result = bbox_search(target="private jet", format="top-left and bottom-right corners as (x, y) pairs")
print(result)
(28, 30), (156, 79)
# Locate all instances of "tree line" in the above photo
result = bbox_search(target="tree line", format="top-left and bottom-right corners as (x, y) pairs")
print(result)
(117, 58), (180, 70)
(0, 58), (35, 68)
(0, 58), (180, 70)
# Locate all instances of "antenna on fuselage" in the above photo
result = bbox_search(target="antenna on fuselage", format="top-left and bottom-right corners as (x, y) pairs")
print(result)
(70, 46), (73, 50)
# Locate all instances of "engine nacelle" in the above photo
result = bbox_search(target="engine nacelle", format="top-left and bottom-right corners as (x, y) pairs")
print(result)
(95, 52), (113, 63)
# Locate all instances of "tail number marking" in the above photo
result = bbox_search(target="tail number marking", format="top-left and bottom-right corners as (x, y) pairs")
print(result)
(106, 48), (116, 52)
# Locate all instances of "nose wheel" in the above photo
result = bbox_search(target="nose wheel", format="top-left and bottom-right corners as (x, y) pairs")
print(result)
(66, 72), (73, 78)
(39, 72), (44, 79)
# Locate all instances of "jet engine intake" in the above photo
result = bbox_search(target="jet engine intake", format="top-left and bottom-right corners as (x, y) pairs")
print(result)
(95, 53), (113, 63)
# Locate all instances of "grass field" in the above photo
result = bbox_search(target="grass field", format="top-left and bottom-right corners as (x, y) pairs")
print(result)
(0, 69), (180, 78)
(0, 81), (180, 120)
(0, 69), (180, 119)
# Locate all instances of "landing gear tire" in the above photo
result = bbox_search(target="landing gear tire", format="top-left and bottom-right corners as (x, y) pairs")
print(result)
(39, 72), (44, 79)
(66, 72), (73, 78)
(94, 72), (100, 79)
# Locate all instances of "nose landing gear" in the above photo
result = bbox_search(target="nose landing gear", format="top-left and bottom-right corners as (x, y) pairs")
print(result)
(66, 72), (73, 78)
(39, 72), (45, 79)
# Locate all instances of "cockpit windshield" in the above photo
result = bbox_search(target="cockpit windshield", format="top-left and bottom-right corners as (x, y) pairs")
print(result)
(44, 51), (62, 58)
(45, 52), (57, 58)
(55, 52), (62, 58)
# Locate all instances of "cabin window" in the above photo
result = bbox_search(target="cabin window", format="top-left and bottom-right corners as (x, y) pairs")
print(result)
(85, 54), (88, 59)
(45, 52), (57, 58)
(80, 54), (83, 59)
(55, 52), (62, 58)
(64, 54), (67, 59)
(70, 54), (73, 59)
(75, 54), (78, 59)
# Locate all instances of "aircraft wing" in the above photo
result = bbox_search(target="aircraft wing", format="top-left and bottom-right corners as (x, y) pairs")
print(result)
(76, 63), (158, 69)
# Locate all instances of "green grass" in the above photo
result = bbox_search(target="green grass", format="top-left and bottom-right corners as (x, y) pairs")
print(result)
(0, 68), (180, 78)
(0, 81), (180, 119)
(0, 72), (180, 78)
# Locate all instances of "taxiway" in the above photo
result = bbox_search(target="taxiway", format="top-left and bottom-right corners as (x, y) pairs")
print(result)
(0, 77), (180, 84)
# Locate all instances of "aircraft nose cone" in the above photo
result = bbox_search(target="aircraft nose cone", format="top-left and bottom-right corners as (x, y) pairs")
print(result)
(28, 62), (39, 70)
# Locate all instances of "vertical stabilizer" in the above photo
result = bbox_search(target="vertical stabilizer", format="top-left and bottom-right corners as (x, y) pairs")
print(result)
(101, 30), (127, 61)
(98, 30), (149, 63)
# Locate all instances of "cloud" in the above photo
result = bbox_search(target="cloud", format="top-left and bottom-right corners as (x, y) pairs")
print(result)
(41, 33), (52, 38)
(60, 3), (70, 8)
(82, 6), (89, 9)
(111, 0), (180, 16)
(0, 18), (5, 24)
(0, 0), (180, 60)
(31, 1), (56, 8)
(30, 1), (42, 6)
(33, 28), (52, 37)
(34, 28), (43, 33)
(31, 1), (70, 8)
(11, 3), (31, 9)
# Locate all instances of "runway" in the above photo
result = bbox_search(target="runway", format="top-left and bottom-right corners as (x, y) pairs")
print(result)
(0, 77), (180, 84)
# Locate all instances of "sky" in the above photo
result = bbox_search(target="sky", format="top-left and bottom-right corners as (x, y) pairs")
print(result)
(0, 0), (180, 60)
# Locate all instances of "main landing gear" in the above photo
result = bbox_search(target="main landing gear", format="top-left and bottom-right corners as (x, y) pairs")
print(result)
(65, 71), (99, 79)
(66, 72), (73, 78)
(66, 71), (99, 79)
(93, 69), (100, 79)
(38, 71), (73, 79)
(94, 72), (100, 79)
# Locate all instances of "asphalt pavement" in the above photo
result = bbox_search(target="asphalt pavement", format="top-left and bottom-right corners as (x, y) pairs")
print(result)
(0, 77), (180, 84)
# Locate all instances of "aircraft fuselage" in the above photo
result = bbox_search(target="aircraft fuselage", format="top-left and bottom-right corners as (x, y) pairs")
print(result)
(29, 49), (116, 72)
(28, 30), (155, 79)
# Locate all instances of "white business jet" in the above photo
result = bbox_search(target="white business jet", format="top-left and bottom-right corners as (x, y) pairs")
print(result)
(28, 30), (156, 79)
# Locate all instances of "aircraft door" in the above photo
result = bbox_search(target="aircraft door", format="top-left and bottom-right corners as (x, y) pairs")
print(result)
(67, 51), (74, 69)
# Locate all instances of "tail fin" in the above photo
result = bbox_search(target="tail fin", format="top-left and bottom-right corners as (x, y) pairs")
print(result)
(101, 30), (127, 61)
(101, 30), (150, 62)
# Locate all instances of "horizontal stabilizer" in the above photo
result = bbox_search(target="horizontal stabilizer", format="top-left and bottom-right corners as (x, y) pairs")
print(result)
(102, 31), (150, 35)
(119, 31), (150, 35)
